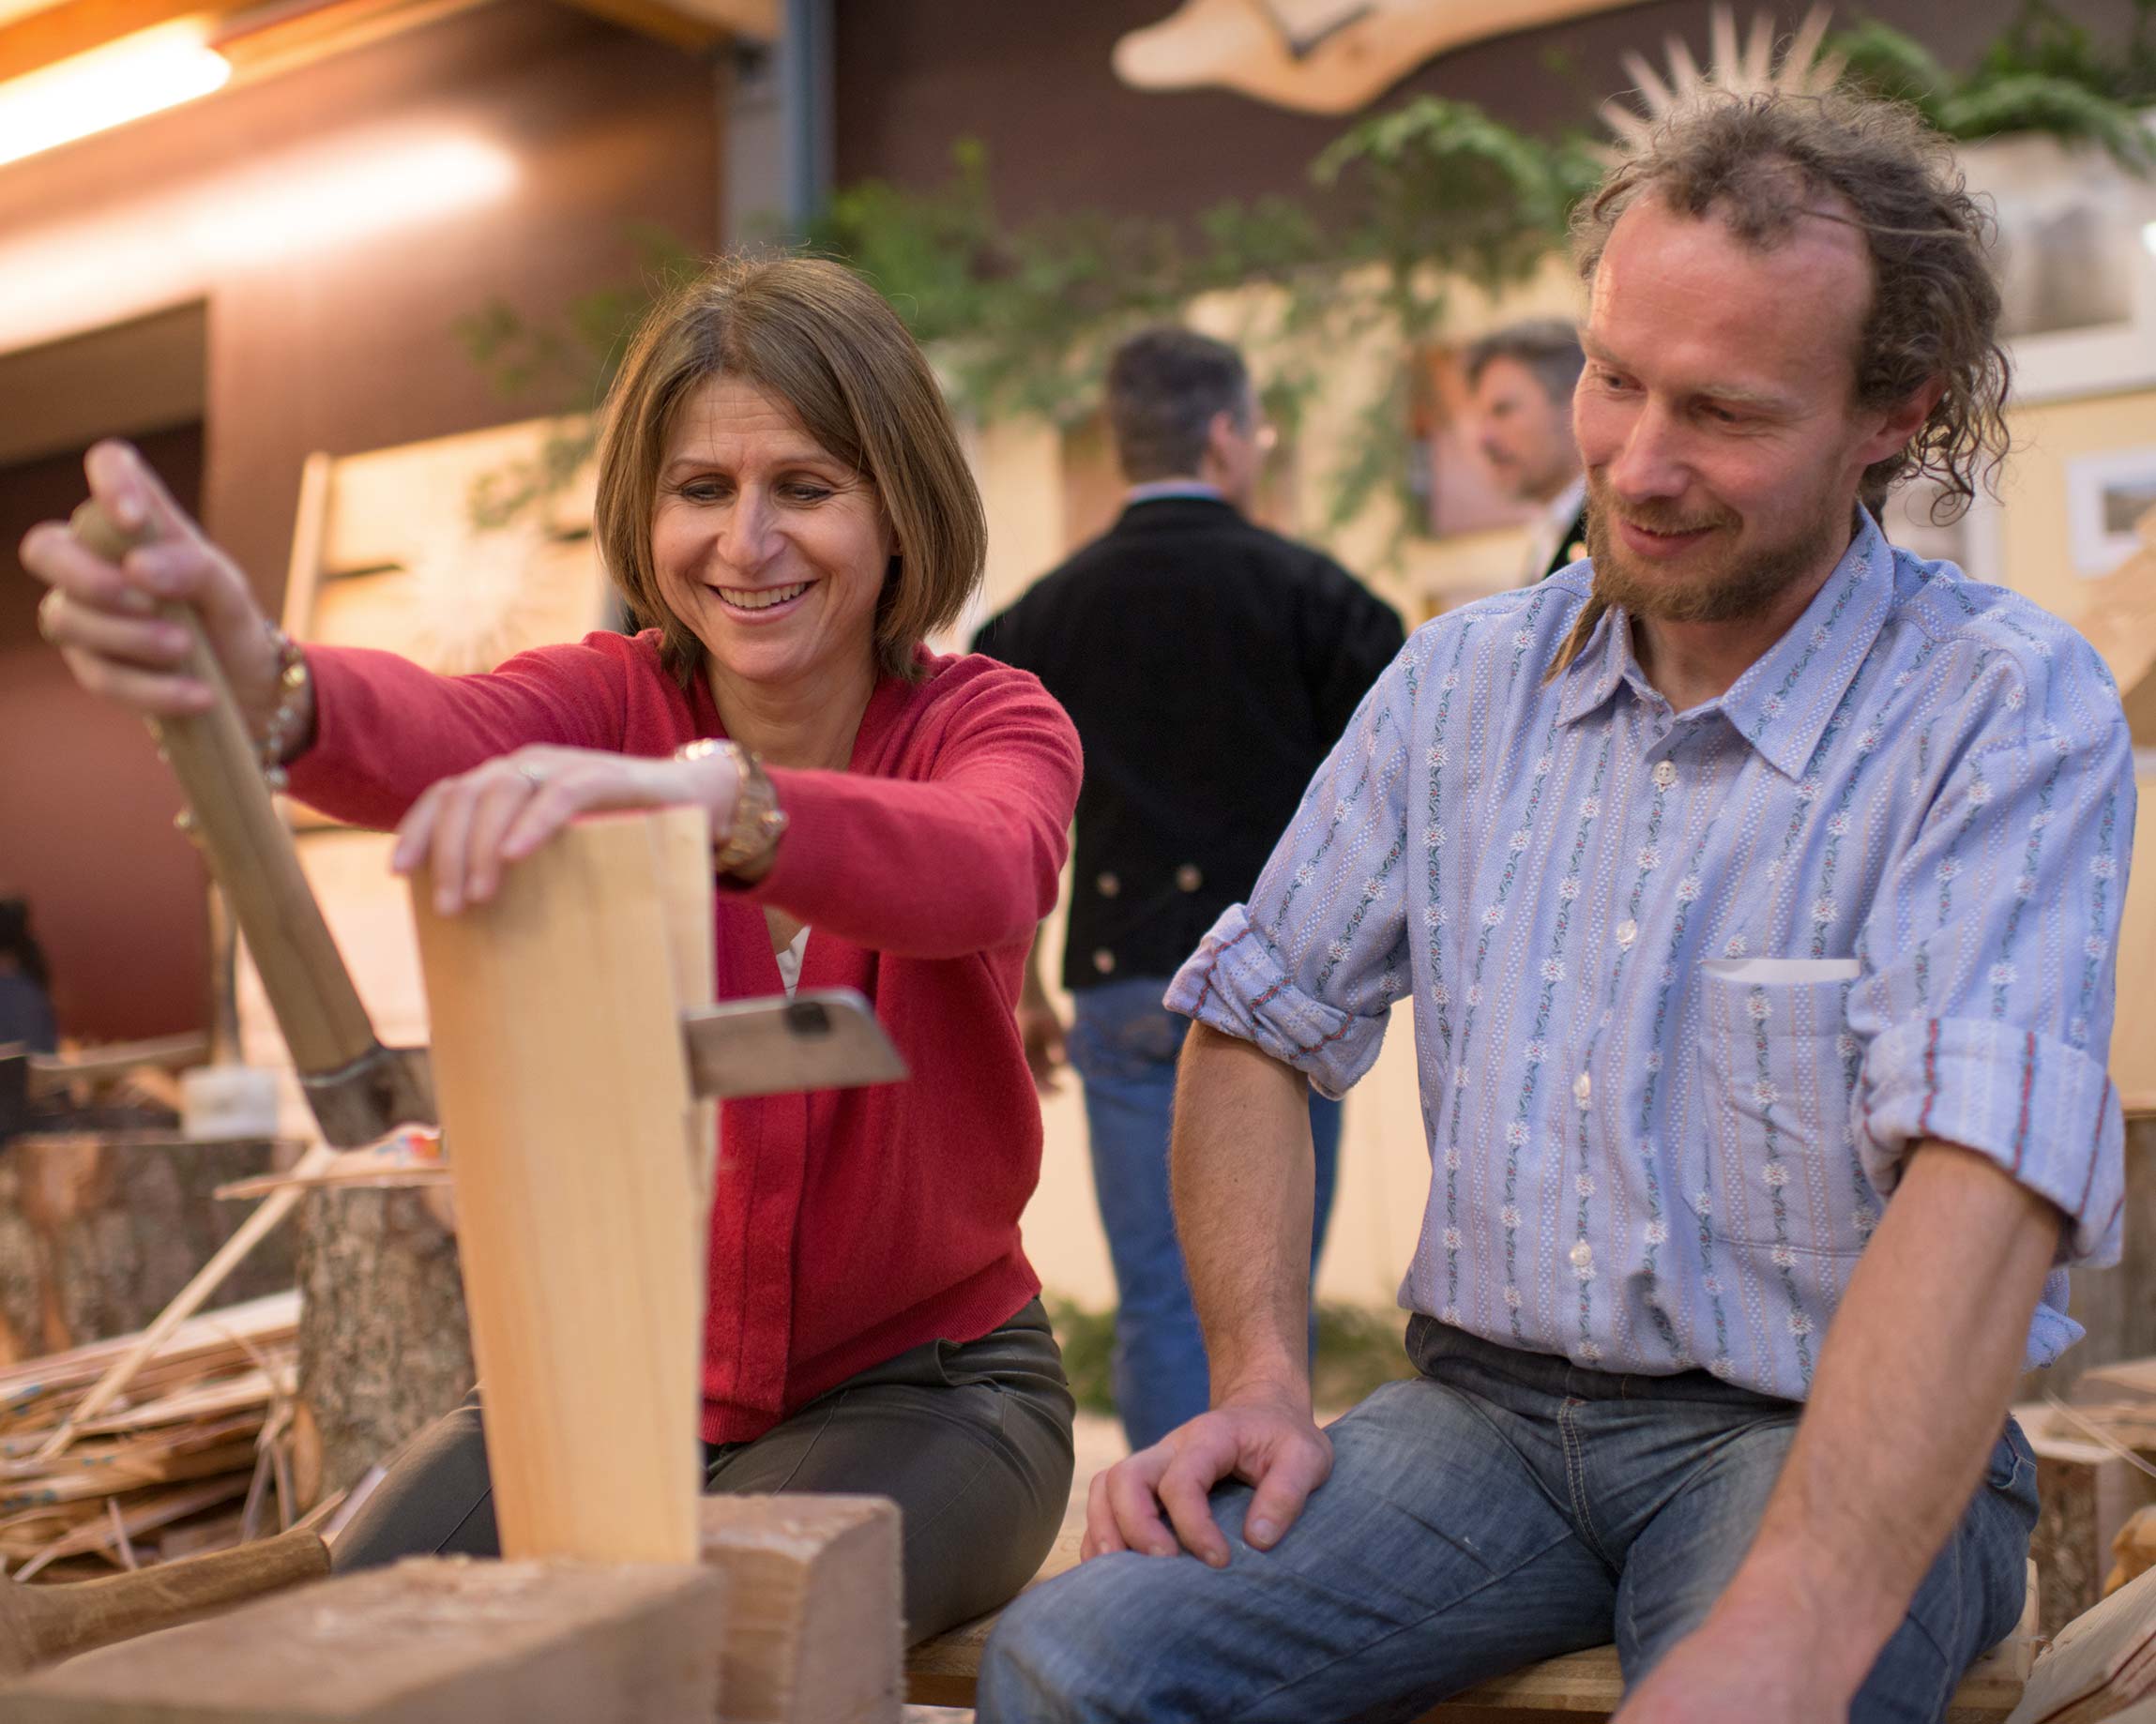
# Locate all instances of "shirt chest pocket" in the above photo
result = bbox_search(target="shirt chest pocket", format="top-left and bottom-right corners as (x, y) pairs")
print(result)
(1691, 960), (1874, 1257)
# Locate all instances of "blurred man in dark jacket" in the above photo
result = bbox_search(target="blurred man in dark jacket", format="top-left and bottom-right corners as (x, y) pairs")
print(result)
(973, 326), (1403, 1448)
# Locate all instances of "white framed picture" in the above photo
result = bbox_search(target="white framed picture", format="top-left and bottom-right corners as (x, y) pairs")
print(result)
(2067, 445), (2156, 576)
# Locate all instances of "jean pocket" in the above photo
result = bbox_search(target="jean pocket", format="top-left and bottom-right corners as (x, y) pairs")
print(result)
(1692, 961), (1875, 1256)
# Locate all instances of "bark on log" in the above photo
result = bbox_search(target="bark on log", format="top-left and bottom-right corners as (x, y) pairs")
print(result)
(292, 1187), (474, 1509)
(0, 1133), (296, 1365)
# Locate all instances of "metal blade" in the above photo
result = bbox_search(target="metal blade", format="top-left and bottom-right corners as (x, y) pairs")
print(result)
(299, 1043), (439, 1146)
(680, 988), (908, 1100)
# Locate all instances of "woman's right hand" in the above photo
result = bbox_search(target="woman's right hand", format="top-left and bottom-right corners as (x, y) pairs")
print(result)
(19, 440), (285, 733)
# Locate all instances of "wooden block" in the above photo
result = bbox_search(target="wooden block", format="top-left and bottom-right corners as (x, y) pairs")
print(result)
(0, 1129), (296, 1365)
(411, 808), (714, 1565)
(2020, 1407), (2156, 1635)
(700, 1494), (902, 1724)
(1, 1556), (726, 1722)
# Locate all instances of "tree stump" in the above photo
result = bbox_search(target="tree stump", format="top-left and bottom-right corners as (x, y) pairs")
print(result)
(0, 1132), (296, 1365)
(292, 1186), (474, 1509)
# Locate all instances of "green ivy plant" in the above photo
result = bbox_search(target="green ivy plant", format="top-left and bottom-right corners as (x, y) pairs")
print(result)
(1830, 0), (2156, 169)
(810, 98), (1595, 557)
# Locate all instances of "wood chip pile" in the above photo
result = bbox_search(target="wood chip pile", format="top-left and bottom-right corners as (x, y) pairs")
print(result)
(0, 1292), (300, 1581)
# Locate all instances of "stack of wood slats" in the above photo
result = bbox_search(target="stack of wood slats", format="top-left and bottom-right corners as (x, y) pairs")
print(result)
(2068, 1361), (2156, 1452)
(0, 1293), (300, 1580)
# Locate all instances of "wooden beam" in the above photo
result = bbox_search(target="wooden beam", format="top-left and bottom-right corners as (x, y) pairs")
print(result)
(213, 0), (493, 85)
(0, 0), (758, 94)
(4, 1556), (728, 1721)
(663, 0), (774, 38)
(411, 807), (713, 1565)
(552, 0), (722, 53)
(0, 0), (210, 87)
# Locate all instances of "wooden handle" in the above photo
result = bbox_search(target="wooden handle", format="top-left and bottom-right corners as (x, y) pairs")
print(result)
(0, 1528), (328, 1677)
(70, 503), (381, 1087)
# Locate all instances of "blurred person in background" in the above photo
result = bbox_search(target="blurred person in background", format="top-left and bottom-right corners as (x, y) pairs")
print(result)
(972, 326), (1403, 1451)
(1467, 317), (1589, 583)
(0, 896), (57, 1055)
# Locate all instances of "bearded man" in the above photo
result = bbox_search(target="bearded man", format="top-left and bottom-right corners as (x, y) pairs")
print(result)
(977, 89), (2133, 1724)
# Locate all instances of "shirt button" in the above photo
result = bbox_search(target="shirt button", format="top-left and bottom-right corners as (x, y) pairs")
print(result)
(1652, 761), (1678, 789)
(1096, 871), (1121, 898)
(1615, 918), (1637, 948)
(1573, 1071), (1591, 1108)
(1570, 1240), (1594, 1269)
(1176, 864), (1203, 893)
(1093, 948), (1116, 975)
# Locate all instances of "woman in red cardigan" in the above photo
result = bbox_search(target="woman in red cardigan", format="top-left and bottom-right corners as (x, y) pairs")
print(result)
(25, 256), (1081, 1639)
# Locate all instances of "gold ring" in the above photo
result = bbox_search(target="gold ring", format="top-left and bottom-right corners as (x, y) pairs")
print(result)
(35, 595), (59, 643)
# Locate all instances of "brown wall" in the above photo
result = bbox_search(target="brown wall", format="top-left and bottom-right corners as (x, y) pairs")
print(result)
(0, 429), (207, 1043)
(0, 0), (721, 1042)
(834, 0), (2144, 226)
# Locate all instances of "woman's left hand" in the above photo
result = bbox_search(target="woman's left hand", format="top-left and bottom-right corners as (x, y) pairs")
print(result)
(392, 744), (739, 915)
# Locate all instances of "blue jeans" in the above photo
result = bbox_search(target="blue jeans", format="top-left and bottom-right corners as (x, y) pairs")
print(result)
(1067, 976), (1342, 1452)
(979, 1318), (2038, 1724)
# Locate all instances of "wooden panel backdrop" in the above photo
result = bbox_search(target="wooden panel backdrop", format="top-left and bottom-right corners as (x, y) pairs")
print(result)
(232, 417), (612, 1505)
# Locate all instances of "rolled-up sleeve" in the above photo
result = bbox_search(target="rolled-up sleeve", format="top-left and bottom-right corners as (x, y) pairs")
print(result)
(1166, 649), (1413, 1099)
(1849, 673), (2135, 1263)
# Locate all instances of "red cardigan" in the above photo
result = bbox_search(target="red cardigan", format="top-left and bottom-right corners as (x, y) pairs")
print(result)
(285, 631), (1081, 1444)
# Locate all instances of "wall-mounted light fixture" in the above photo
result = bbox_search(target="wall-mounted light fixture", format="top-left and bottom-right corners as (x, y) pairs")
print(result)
(0, 21), (232, 170)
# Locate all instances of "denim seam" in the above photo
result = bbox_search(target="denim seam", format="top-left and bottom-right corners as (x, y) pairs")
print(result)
(1617, 1568), (1643, 1682)
(1558, 1398), (1620, 1571)
(1243, 1528), (1589, 1715)
(1436, 1380), (1579, 1533)
(1893, 1572), (1966, 1717)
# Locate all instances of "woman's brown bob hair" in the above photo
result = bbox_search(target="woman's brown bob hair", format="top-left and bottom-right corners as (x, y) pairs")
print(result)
(595, 255), (987, 685)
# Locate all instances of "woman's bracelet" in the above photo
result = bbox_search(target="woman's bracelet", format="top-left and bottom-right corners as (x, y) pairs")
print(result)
(257, 625), (312, 792)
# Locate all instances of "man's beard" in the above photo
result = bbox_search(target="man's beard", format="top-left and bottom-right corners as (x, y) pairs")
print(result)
(1583, 472), (1848, 626)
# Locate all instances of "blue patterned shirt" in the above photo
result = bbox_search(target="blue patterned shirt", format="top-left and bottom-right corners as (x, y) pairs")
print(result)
(1168, 513), (2134, 1399)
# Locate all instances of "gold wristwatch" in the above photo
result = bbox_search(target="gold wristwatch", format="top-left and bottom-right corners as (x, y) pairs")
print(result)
(676, 738), (788, 878)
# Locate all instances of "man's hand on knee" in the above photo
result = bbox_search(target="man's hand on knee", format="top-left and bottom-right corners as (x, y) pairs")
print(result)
(1083, 1389), (1332, 1568)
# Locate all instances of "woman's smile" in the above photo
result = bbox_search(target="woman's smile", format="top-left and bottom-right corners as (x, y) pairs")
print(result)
(714, 579), (814, 617)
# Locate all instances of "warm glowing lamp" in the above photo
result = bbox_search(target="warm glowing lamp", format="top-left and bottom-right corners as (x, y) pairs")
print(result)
(0, 22), (231, 171)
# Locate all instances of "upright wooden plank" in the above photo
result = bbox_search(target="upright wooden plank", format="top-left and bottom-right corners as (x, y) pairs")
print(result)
(411, 808), (711, 1565)
(278, 452), (335, 641)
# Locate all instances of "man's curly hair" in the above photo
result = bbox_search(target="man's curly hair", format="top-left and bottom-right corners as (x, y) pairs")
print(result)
(1548, 88), (2012, 676)
(1577, 88), (2009, 515)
